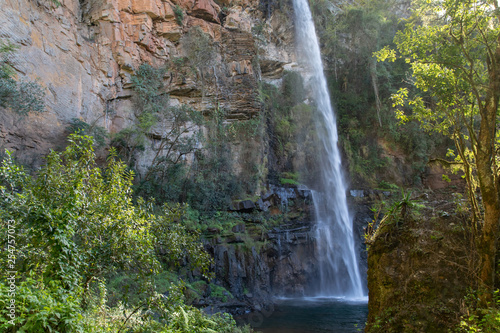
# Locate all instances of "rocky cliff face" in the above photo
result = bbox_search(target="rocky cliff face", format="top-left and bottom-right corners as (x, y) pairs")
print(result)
(0, 0), (295, 170)
(196, 186), (371, 315)
(196, 185), (318, 314)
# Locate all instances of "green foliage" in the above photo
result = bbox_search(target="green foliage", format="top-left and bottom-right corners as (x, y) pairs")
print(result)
(308, 0), (445, 186)
(377, 180), (400, 191)
(280, 171), (300, 185)
(1, 134), (211, 281)
(113, 63), (204, 203)
(227, 115), (265, 194)
(209, 284), (234, 303)
(379, 1), (497, 137)
(79, 282), (251, 333)
(0, 42), (45, 115)
(456, 290), (500, 332)
(189, 280), (208, 296)
(375, 0), (500, 221)
(184, 106), (242, 214)
(261, 72), (316, 183)
(174, 5), (184, 25)
(442, 174), (451, 183)
(120, 64), (262, 212)
(197, 211), (241, 233)
(67, 118), (108, 147)
(0, 278), (83, 333)
(0, 134), (239, 332)
(310, 0), (399, 184)
(227, 117), (262, 141)
(366, 190), (420, 243)
(376, 1), (500, 305)
(181, 26), (216, 71)
(132, 63), (167, 113)
(112, 63), (168, 161)
(136, 103), (204, 199)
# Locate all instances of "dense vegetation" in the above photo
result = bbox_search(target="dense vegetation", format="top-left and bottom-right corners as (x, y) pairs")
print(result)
(360, 0), (500, 330)
(110, 61), (263, 217)
(1, 0), (499, 331)
(310, 0), (450, 187)
(377, 0), (500, 309)
(0, 134), (251, 332)
(260, 71), (318, 185)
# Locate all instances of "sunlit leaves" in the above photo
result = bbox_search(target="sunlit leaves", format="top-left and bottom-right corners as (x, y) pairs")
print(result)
(373, 46), (397, 62)
(379, 0), (499, 133)
(0, 134), (212, 292)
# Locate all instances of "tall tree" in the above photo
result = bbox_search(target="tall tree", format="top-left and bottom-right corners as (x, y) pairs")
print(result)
(376, 0), (500, 304)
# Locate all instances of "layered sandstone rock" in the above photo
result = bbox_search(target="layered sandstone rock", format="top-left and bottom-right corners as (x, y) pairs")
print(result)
(0, 0), (296, 167)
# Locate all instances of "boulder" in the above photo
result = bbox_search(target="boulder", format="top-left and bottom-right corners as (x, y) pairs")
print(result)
(230, 200), (256, 212)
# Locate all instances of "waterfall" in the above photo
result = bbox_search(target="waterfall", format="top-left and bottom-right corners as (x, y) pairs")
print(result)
(292, 0), (365, 298)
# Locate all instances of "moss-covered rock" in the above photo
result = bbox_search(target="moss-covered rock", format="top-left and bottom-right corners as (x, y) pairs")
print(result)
(366, 200), (472, 332)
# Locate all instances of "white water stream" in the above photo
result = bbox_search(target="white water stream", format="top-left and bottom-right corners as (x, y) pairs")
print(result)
(292, 0), (365, 298)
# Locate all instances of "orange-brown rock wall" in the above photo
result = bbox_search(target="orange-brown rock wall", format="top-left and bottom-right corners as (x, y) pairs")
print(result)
(0, 0), (296, 172)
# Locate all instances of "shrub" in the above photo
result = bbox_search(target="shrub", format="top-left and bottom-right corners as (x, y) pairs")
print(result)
(0, 134), (249, 332)
(455, 290), (500, 332)
(0, 278), (83, 333)
(67, 118), (108, 147)
(0, 42), (44, 115)
(113, 63), (204, 201)
(174, 5), (184, 26)
(209, 284), (234, 303)
(181, 26), (216, 71)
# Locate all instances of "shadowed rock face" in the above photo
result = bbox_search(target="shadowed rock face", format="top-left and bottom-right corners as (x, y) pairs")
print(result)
(0, 0), (294, 172)
(200, 187), (370, 314)
(206, 213), (319, 314)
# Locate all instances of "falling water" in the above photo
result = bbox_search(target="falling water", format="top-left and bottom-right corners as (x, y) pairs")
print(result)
(292, 0), (364, 298)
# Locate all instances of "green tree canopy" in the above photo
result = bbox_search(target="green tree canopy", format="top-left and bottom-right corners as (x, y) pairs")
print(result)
(0, 134), (236, 332)
(375, 0), (500, 304)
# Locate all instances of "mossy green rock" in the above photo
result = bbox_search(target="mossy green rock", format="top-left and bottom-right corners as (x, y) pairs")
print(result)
(366, 203), (471, 332)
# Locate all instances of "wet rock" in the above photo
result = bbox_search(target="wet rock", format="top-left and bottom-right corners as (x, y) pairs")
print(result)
(256, 198), (271, 211)
(230, 200), (256, 212)
(227, 234), (244, 243)
(261, 190), (275, 201)
(297, 184), (312, 198)
(350, 189), (364, 197)
(207, 227), (220, 234)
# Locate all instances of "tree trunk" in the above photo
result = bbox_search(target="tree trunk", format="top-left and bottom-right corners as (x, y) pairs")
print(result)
(476, 32), (500, 306)
(370, 60), (383, 127)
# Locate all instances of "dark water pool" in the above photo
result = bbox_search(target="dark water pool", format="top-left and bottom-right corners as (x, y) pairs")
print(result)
(238, 297), (368, 333)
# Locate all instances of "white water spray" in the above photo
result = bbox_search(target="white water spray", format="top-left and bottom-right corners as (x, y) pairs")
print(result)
(292, 0), (365, 298)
